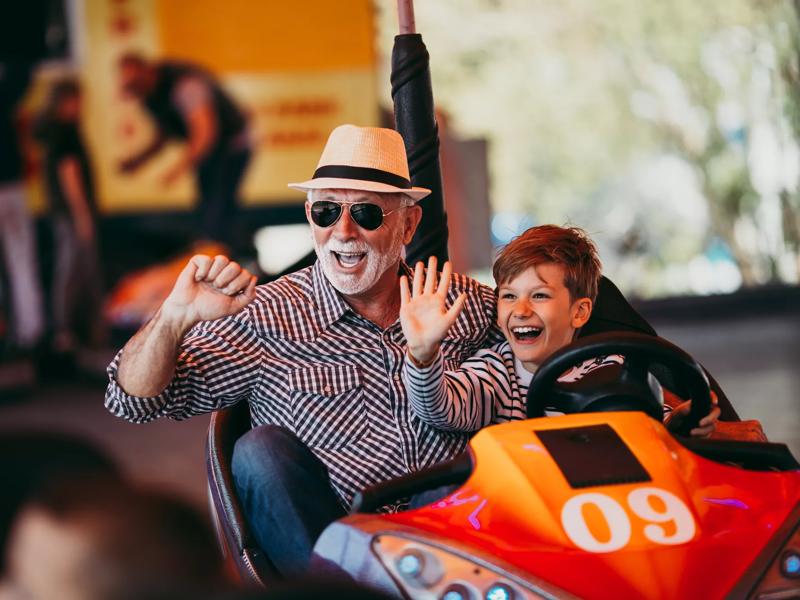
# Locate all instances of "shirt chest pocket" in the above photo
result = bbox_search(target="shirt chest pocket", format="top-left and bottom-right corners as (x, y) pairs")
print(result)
(288, 366), (369, 450)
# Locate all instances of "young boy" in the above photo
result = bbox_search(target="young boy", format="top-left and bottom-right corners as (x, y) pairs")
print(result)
(400, 225), (718, 436)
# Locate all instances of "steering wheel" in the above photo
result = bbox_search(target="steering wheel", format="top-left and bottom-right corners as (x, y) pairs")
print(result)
(526, 332), (712, 434)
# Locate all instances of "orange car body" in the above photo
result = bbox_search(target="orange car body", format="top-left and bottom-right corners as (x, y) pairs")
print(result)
(379, 412), (800, 598)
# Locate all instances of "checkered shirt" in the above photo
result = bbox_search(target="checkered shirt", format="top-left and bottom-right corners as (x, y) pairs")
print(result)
(105, 261), (499, 509)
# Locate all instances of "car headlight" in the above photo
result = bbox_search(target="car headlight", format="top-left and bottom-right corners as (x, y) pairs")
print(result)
(779, 550), (800, 579)
(372, 534), (553, 600)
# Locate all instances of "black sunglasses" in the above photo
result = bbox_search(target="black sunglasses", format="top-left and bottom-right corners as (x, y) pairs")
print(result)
(309, 200), (403, 231)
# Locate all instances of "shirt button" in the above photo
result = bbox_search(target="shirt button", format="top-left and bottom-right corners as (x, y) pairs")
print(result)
(393, 374), (401, 382)
(323, 385), (332, 394)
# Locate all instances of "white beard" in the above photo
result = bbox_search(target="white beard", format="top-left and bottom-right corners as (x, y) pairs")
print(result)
(315, 227), (405, 295)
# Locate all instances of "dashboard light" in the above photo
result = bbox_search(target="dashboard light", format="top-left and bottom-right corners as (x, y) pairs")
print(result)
(398, 550), (423, 578)
(781, 551), (800, 578)
(441, 583), (472, 600)
(486, 582), (515, 600)
(394, 547), (443, 587)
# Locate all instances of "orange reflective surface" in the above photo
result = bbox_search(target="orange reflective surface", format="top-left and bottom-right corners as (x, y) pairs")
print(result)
(386, 412), (800, 599)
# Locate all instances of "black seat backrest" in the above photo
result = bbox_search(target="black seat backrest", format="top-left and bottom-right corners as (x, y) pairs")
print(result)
(206, 401), (279, 585)
(581, 276), (739, 422)
(581, 276), (656, 337)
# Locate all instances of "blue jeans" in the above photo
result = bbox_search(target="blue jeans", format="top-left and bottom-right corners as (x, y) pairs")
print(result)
(232, 425), (346, 576)
(232, 425), (458, 576)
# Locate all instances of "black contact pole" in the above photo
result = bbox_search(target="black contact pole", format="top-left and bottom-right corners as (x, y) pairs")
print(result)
(392, 0), (449, 264)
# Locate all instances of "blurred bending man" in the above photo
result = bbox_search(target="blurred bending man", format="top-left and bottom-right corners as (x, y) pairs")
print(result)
(117, 52), (251, 251)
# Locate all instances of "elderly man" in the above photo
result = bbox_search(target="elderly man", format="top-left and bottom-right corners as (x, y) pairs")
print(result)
(105, 125), (499, 575)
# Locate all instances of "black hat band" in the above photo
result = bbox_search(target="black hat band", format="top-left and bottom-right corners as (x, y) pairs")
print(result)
(312, 165), (411, 189)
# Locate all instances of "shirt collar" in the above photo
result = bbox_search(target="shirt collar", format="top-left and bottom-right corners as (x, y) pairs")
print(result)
(311, 261), (350, 331)
(311, 260), (413, 332)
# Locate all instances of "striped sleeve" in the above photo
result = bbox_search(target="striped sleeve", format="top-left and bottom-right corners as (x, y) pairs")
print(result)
(105, 313), (263, 423)
(403, 349), (508, 432)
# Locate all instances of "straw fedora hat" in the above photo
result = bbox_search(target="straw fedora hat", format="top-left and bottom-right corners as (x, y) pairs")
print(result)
(288, 124), (431, 202)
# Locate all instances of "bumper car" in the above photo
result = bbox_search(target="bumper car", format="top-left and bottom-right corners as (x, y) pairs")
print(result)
(206, 330), (799, 598)
(310, 333), (800, 599)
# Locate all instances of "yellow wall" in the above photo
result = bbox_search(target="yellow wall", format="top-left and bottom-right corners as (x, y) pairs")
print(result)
(156, 0), (376, 72)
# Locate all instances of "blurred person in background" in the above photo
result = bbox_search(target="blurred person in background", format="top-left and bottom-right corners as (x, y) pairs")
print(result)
(0, 432), (119, 577)
(1, 479), (226, 600)
(0, 60), (45, 365)
(117, 52), (252, 254)
(33, 78), (107, 361)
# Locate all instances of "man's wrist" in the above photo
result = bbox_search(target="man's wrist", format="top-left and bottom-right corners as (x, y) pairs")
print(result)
(157, 303), (197, 338)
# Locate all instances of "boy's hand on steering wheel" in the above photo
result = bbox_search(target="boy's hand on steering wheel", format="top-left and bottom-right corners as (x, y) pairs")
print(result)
(665, 391), (721, 438)
(400, 257), (466, 366)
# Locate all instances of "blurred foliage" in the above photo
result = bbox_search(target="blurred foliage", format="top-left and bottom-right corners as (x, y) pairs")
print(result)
(375, 0), (800, 297)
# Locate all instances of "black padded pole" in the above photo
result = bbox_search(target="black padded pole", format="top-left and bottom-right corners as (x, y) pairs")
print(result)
(392, 33), (449, 265)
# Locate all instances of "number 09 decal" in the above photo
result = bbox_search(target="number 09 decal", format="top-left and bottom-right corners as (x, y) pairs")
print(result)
(561, 487), (696, 553)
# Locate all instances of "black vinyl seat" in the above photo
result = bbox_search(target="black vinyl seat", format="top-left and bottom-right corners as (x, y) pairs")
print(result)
(206, 401), (279, 585)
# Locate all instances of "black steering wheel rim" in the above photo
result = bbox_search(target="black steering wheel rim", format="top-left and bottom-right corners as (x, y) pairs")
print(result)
(526, 332), (712, 432)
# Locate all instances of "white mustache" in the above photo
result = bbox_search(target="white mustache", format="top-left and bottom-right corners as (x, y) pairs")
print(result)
(324, 241), (369, 254)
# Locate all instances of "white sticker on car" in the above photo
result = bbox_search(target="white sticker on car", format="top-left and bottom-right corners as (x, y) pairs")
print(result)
(561, 487), (696, 553)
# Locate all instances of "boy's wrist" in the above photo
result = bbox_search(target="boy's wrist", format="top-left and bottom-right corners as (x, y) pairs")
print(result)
(407, 345), (439, 369)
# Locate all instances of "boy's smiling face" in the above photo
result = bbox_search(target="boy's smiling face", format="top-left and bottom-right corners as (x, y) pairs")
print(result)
(497, 263), (592, 373)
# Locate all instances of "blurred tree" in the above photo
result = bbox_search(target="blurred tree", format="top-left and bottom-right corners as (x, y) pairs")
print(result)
(375, 0), (800, 296)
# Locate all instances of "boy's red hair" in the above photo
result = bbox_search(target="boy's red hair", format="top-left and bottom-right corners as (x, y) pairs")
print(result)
(492, 225), (602, 302)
